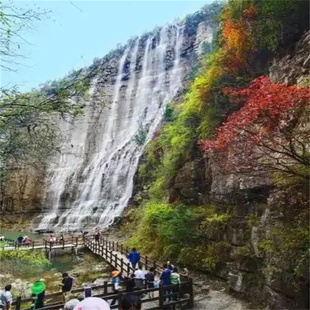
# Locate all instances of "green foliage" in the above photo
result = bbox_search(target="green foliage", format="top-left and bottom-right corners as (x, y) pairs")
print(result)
(234, 245), (253, 257)
(258, 224), (310, 286)
(248, 213), (260, 227)
(206, 213), (231, 223)
(127, 202), (193, 259)
(126, 203), (234, 271)
(0, 68), (93, 184)
(0, 249), (50, 277)
(134, 123), (147, 146)
(0, 240), (8, 249)
(184, 1), (222, 36)
(0, 249), (49, 265)
(163, 104), (174, 122)
(202, 241), (231, 271)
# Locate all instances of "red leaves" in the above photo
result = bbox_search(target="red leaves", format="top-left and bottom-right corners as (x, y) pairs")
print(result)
(200, 76), (310, 173)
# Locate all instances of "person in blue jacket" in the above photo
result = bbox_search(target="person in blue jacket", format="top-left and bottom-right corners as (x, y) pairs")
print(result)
(127, 248), (140, 270)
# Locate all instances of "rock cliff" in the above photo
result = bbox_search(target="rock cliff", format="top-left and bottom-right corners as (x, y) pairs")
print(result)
(1, 5), (221, 231)
(130, 31), (310, 309)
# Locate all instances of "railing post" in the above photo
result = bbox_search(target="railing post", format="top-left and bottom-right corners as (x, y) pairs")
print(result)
(112, 241), (115, 251)
(62, 237), (65, 250)
(145, 255), (148, 269)
(75, 237), (78, 247)
(104, 281), (108, 295)
(114, 253), (117, 268)
(120, 243), (123, 254)
(116, 241), (119, 251)
(188, 278), (194, 308)
(159, 285), (164, 308)
(121, 258), (124, 273)
(117, 292), (123, 310)
(15, 296), (21, 310)
(127, 263), (130, 275)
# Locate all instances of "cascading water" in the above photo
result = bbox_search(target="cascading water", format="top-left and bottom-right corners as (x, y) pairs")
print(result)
(36, 22), (213, 232)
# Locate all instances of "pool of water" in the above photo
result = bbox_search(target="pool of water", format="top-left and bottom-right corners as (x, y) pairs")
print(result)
(22, 253), (78, 278)
(0, 229), (40, 241)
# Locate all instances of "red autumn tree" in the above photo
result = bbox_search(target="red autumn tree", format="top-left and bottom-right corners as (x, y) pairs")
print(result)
(200, 76), (310, 181)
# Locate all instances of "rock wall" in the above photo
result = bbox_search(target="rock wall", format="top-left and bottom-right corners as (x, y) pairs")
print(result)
(1, 7), (220, 227)
(1, 168), (44, 213)
(131, 31), (310, 309)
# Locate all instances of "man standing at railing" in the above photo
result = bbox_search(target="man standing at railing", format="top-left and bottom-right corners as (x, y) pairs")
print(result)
(0, 284), (12, 310)
(134, 265), (145, 290)
(60, 273), (74, 303)
(17, 235), (23, 247)
(160, 263), (172, 302)
(127, 248), (140, 270)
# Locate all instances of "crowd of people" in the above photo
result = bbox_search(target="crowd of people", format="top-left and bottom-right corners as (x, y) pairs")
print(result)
(0, 245), (189, 310)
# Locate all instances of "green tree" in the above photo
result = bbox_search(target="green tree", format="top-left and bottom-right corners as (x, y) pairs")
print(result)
(0, 3), (98, 209)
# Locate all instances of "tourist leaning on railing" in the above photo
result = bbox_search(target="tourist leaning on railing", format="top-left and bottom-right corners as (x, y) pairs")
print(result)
(0, 284), (13, 310)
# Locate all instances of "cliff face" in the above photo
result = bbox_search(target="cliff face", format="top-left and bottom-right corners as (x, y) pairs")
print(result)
(1, 168), (44, 213)
(130, 31), (310, 309)
(23, 13), (218, 231)
(175, 32), (309, 309)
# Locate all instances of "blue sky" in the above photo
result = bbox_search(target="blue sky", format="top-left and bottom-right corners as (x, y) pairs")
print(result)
(1, 1), (213, 91)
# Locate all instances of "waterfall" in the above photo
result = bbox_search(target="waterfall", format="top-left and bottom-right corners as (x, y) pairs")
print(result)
(35, 24), (193, 232)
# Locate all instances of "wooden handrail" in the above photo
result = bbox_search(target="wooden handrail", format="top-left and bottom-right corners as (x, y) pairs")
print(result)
(23, 282), (192, 310)
(13, 236), (194, 310)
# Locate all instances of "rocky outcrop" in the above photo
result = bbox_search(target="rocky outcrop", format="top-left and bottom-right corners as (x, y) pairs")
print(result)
(269, 31), (310, 85)
(1, 167), (44, 213)
(130, 30), (310, 309)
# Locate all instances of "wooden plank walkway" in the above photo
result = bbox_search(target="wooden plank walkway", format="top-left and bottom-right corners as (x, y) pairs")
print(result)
(2, 237), (84, 251)
(85, 237), (193, 310)
(11, 236), (194, 310)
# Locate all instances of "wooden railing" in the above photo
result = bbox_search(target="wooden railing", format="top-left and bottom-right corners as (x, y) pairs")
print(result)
(14, 281), (193, 310)
(12, 282), (116, 310)
(3, 238), (44, 250)
(87, 236), (167, 276)
(2, 236), (84, 251)
(85, 237), (194, 309)
(43, 236), (84, 250)
(12, 236), (194, 310)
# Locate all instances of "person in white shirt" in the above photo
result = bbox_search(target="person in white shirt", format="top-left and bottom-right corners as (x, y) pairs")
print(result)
(0, 284), (12, 310)
(134, 265), (145, 290)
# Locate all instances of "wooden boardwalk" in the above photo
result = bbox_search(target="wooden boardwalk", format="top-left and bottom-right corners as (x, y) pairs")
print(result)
(2, 236), (83, 251)
(11, 236), (194, 310)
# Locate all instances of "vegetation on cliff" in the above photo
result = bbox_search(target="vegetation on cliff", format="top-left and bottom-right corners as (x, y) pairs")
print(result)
(125, 0), (309, 307)
(200, 76), (310, 182)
